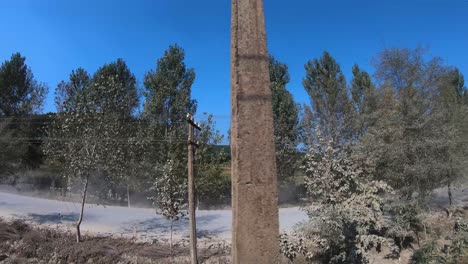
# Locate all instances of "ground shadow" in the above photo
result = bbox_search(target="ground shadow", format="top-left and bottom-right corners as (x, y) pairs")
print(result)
(27, 212), (80, 224)
(196, 227), (229, 238)
(124, 214), (228, 237)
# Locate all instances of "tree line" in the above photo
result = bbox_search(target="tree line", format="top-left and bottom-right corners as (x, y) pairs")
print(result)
(1, 45), (467, 259)
(276, 47), (468, 263)
(1, 46), (467, 207)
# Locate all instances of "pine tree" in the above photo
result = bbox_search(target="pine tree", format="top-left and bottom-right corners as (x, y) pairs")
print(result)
(0, 53), (48, 175)
(303, 51), (354, 148)
(0, 53), (48, 116)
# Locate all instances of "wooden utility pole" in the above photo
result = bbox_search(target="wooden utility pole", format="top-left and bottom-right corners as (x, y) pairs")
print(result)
(230, 0), (280, 263)
(187, 113), (200, 264)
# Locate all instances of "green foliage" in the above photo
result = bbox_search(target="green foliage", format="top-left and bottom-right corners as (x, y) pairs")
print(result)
(279, 233), (312, 262)
(411, 218), (468, 264)
(358, 47), (467, 201)
(143, 44), (196, 181)
(386, 202), (424, 250)
(143, 44), (197, 126)
(0, 53), (48, 116)
(54, 68), (91, 113)
(0, 53), (48, 176)
(46, 61), (140, 191)
(91, 58), (139, 117)
(269, 56), (300, 184)
(0, 115), (49, 177)
(147, 159), (187, 222)
(299, 139), (399, 264)
(45, 111), (110, 185)
(410, 241), (440, 264)
(195, 114), (230, 207)
(350, 65), (377, 137)
(434, 68), (468, 205)
(303, 51), (354, 147)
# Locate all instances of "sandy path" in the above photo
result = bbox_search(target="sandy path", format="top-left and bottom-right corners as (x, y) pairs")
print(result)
(0, 191), (308, 241)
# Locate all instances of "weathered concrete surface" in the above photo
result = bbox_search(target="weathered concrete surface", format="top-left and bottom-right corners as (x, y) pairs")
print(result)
(230, 0), (280, 263)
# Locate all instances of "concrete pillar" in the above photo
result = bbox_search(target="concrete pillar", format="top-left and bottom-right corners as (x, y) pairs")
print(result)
(230, 0), (280, 263)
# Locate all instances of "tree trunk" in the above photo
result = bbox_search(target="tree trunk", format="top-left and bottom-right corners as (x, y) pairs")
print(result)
(448, 180), (453, 207)
(76, 175), (89, 243)
(414, 230), (420, 247)
(423, 224), (427, 240)
(170, 220), (173, 256)
(127, 184), (131, 208)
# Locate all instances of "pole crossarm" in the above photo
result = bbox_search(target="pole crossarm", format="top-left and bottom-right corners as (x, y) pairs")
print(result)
(186, 113), (201, 130)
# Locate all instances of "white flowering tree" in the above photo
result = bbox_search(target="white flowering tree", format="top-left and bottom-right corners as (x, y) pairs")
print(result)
(148, 159), (187, 253)
(281, 134), (399, 263)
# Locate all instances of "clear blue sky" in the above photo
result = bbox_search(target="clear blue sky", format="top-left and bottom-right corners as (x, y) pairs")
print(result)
(1, 0), (467, 141)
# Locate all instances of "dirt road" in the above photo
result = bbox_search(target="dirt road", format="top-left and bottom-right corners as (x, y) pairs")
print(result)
(0, 191), (308, 241)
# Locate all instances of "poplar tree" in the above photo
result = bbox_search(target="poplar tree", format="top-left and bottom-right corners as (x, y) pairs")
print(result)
(142, 45), (197, 194)
(143, 44), (197, 167)
(269, 56), (300, 184)
(91, 58), (139, 117)
(46, 59), (139, 242)
(350, 65), (377, 137)
(143, 45), (196, 228)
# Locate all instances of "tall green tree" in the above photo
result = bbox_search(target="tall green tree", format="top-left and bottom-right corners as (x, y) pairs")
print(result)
(0, 53), (47, 116)
(91, 59), (140, 204)
(269, 56), (300, 184)
(359, 47), (454, 201)
(91, 58), (139, 117)
(46, 60), (140, 241)
(46, 81), (117, 242)
(55, 68), (91, 113)
(0, 53), (48, 175)
(143, 44), (197, 169)
(143, 45), (197, 222)
(350, 65), (377, 137)
(303, 51), (354, 148)
(433, 68), (468, 206)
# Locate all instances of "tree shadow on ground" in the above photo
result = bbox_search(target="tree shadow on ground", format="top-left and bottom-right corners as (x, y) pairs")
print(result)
(124, 214), (228, 238)
(429, 187), (468, 209)
(196, 227), (229, 238)
(26, 212), (81, 224)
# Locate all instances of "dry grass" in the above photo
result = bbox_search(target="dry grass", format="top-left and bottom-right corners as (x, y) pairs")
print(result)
(0, 218), (230, 264)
